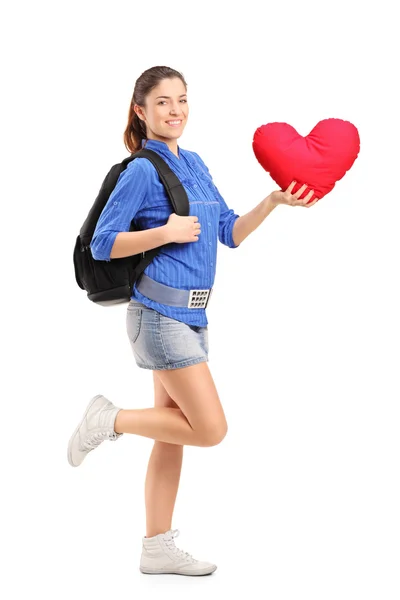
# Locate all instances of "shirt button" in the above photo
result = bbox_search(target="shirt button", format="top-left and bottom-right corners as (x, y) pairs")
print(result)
(193, 184), (198, 188)
(114, 201), (118, 205)
(208, 222), (211, 226)
(209, 242), (212, 246)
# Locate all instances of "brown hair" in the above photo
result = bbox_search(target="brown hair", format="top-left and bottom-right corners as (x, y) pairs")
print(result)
(123, 66), (187, 154)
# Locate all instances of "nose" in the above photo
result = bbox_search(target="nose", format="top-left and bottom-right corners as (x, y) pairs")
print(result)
(170, 101), (183, 115)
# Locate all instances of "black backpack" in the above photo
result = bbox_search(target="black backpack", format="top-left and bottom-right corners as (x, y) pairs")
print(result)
(73, 148), (189, 307)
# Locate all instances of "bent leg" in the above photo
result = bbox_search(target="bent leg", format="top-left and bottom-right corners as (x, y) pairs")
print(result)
(114, 362), (227, 447)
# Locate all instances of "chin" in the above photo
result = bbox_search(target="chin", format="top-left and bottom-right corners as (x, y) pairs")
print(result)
(164, 132), (184, 141)
(164, 122), (186, 136)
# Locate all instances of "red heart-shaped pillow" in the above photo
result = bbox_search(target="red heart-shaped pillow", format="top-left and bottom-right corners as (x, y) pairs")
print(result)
(252, 118), (360, 202)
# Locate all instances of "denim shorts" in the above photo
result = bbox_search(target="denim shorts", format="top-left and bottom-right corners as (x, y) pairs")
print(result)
(126, 299), (209, 370)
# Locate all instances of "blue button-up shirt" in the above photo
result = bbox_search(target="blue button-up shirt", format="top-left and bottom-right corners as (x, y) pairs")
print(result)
(90, 138), (240, 326)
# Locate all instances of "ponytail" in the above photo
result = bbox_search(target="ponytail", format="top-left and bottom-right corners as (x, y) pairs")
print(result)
(123, 101), (147, 154)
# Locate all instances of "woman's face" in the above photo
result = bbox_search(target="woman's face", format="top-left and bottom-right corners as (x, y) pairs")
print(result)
(135, 77), (189, 142)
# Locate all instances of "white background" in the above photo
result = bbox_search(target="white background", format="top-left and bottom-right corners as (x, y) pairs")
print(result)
(1, 1), (399, 598)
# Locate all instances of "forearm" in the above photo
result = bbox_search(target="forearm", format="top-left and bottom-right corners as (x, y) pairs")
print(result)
(232, 194), (277, 246)
(110, 226), (170, 259)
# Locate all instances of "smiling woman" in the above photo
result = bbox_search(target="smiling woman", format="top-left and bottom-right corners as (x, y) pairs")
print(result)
(124, 67), (190, 158)
(68, 63), (320, 578)
(68, 65), (238, 577)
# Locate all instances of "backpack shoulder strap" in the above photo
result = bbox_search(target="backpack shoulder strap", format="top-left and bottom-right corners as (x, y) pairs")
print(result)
(122, 148), (190, 285)
(122, 148), (189, 216)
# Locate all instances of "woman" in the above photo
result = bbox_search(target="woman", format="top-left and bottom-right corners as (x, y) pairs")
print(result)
(67, 66), (317, 576)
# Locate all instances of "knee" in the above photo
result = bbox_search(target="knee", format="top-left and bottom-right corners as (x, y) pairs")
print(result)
(199, 421), (228, 447)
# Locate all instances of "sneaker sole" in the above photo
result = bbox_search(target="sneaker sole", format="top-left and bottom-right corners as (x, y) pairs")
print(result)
(67, 394), (104, 467)
(139, 565), (217, 576)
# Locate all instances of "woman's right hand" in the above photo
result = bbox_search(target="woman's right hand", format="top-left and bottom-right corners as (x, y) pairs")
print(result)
(164, 213), (201, 243)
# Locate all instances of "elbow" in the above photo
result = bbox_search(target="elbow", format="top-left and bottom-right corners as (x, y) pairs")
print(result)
(218, 234), (240, 248)
(90, 238), (110, 262)
(230, 227), (241, 248)
(219, 215), (240, 248)
(89, 243), (99, 260)
(219, 224), (241, 248)
(231, 215), (241, 247)
(90, 248), (109, 262)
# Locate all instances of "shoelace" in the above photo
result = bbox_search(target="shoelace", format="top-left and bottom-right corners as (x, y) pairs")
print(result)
(82, 430), (117, 451)
(163, 529), (197, 563)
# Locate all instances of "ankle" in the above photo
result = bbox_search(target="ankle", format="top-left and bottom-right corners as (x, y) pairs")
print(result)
(145, 528), (170, 539)
(114, 409), (124, 434)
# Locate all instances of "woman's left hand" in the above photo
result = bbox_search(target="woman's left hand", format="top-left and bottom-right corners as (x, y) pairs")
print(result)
(269, 181), (319, 208)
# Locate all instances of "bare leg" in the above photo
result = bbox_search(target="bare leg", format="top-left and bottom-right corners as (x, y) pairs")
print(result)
(144, 372), (183, 538)
(114, 405), (201, 445)
(114, 362), (227, 448)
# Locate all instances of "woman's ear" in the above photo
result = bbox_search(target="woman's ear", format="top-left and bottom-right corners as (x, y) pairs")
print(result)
(134, 104), (146, 122)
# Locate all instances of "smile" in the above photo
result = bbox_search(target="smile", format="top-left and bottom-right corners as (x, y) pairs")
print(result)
(166, 120), (183, 127)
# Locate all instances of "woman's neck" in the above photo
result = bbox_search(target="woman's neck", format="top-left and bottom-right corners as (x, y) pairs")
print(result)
(146, 135), (179, 159)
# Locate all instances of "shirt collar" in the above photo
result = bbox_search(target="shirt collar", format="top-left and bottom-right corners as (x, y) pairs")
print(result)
(141, 138), (181, 160)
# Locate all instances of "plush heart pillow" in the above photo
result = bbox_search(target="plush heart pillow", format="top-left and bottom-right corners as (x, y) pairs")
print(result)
(252, 118), (360, 202)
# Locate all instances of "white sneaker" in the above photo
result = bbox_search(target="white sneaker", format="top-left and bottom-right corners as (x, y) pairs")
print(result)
(67, 394), (122, 467)
(140, 529), (217, 576)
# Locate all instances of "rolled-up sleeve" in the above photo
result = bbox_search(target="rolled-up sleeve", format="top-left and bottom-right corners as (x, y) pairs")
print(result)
(90, 158), (149, 261)
(213, 185), (240, 248)
(192, 152), (240, 248)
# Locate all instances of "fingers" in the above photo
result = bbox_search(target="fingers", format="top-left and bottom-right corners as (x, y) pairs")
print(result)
(304, 196), (319, 208)
(293, 183), (308, 199)
(299, 190), (319, 207)
(285, 182), (319, 207)
(192, 215), (201, 233)
(285, 181), (307, 198)
(303, 189), (314, 203)
(285, 181), (310, 205)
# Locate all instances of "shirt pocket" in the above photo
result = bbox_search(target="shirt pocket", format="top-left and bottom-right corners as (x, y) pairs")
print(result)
(149, 188), (172, 209)
(153, 175), (203, 210)
(196, 170), (219, 200)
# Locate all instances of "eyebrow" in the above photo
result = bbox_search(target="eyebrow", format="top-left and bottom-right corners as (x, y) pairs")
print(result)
(155, 94), (187, 99)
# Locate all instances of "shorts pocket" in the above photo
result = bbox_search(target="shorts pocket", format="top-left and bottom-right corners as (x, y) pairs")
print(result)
(188, 325), (201, 333)
(126, 307), (142, 344)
